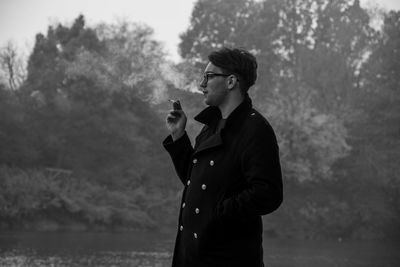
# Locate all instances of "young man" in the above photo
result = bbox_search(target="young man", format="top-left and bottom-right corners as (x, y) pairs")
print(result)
(163, 47), (283, 267)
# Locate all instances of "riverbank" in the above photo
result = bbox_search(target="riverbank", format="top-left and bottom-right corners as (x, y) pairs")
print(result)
(0, 218), (176, 233)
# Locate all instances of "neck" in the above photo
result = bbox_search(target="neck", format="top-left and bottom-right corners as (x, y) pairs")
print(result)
(218, 92), (244, 119)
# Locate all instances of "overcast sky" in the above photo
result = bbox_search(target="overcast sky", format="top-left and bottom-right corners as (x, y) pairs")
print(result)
(0, 0), (399, 62)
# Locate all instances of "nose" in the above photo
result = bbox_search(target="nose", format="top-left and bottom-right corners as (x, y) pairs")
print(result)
(197, 85), (205, 93)
(199, 78), (207, 89)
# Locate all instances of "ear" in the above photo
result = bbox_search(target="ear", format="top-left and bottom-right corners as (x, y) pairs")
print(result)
(227, 75), (238, 90)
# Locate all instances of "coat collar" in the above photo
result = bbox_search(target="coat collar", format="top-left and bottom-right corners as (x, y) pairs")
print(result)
(194, 94), (253, 132)
(192, 94), (253, 155)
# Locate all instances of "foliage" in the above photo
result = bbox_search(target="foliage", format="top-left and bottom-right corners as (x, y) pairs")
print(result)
(0, 166), (180, 229)
(3, 16), (174, 186)
(0, 15), (181, 230)
(261, 86), (350, 182)
(180, 0), (364, 182)
(95, 21), (171, 103)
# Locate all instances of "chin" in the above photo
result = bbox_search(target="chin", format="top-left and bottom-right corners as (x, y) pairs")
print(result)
(204, 100), (215, 107)
(203, 96), (218, 107)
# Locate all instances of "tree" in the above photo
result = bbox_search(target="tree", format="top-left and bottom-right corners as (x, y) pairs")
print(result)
(179, 0), (355, 182)
(0, 41), (26, 90)
(1, 16), (184, 230)
(310, 0), (377, 115)
(13, 16), (173, 188)
(24, 15), (104, 102)
(180, 0), (259, 61)
(95, 20), (172, 103)
(343, 10), (400, 238)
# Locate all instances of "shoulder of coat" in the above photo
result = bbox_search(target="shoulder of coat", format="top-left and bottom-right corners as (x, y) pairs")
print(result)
(248, 108), (269, 123)
(245, 108), (274, 133)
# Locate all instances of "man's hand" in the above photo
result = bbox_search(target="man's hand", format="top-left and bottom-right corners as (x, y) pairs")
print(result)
(166, 100), (187, 141)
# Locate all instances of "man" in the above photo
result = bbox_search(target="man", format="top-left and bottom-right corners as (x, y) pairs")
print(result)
(163, 47), (283, 267)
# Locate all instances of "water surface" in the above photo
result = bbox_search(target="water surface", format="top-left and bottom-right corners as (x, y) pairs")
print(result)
(0, 231), (399, 266)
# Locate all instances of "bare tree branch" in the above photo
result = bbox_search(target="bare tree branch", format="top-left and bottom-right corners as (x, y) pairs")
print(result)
(0, 41), (27, 90)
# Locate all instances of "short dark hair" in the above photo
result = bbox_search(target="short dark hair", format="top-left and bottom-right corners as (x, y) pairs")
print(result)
(208, 47), (257, 93)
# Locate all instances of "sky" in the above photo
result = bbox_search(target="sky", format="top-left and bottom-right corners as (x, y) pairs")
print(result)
(0, 0), (399, 62)
(0, 0), (197, 62)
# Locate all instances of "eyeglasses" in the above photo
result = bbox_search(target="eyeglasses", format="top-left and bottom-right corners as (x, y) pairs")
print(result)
(201, 72), (236, 85)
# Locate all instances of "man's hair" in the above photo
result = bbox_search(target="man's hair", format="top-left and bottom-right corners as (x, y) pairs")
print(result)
(208, 47), (258, 94)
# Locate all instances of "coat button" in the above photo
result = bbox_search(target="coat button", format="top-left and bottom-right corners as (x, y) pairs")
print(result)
(195, 208), (200, 214)
(210, 160), (214, 166)
(201, 184), (207, 190)
(192, 158), (198, 164)
(187, 180), (191, 186)
(194, 233), (198, 239)
(182, 202), (185, 208)
(180, 225), (183, 231)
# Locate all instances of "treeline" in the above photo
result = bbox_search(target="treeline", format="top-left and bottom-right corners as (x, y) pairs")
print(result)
(0, 0), (399, 240)
(0, 16), (182, 231)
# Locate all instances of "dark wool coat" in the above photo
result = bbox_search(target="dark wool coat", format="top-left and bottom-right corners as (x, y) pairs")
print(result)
(163, 95), (283, 267)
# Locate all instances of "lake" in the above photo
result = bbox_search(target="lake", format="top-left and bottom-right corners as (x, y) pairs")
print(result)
(0, 231), (399, 267)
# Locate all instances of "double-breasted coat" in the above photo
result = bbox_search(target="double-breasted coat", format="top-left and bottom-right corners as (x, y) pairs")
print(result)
(163, 95), (283, 267)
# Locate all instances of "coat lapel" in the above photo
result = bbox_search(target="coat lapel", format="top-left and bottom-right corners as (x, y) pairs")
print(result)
(194, 131), (223, 155)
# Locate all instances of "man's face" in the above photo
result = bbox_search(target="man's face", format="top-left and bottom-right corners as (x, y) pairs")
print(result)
(199, 62), (230, 107)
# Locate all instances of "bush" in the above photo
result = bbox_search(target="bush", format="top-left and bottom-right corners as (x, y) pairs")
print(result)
(0, 165), (177, 230)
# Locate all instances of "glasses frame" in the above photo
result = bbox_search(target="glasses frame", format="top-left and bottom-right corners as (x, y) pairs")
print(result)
(201, 72), (238, 85)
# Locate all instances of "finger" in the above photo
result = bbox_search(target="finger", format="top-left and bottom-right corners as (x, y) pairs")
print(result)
(173, 100), (182, 110)
(167, 113), (176, 119)
(170, 110), (182, 117)
(166, 114), (178, 123)
(168, 109), (183, 114)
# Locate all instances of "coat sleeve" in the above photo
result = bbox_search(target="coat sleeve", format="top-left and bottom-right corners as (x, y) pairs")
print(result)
(163, 132), (194, 185)
(216, 122), (283, 221)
